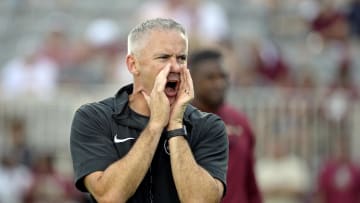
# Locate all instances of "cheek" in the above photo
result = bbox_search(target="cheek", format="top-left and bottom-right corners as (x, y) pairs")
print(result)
(140, 65), (163, 88)
(196, 81), (212, 94)
(202, 80), (214, 90)
(141, 71), (155, 86)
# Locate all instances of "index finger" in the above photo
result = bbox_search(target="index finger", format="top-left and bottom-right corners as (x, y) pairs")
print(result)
(154, 63), (171, 92)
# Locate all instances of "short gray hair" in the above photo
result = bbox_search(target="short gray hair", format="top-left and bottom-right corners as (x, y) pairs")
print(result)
(127, 18), (187, 54)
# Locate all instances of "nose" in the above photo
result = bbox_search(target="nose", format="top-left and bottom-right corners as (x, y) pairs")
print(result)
(169, 57), (183, 72)
(215, 76), (228, 90)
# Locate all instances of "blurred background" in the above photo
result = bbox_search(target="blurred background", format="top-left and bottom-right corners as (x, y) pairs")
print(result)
(0, 0), (359, 202)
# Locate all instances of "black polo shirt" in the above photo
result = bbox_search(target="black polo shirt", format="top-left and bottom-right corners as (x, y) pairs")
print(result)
(70, 84), (228, 203)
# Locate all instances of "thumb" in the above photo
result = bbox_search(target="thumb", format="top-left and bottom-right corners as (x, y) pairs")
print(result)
(141, 90), (150, 105)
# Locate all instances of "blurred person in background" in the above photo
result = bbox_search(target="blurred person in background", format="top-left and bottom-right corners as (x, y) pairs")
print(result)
(2, 117), (34, 168)
(0, 39), (59, 100)
(304, 1), (354, 86)
(38, 15), (98, 85)
(320, 65), (359, 137)
(136, 0), (230, 47)
(248, 38), (292, 87)
(189, 49), (262, 203)
(0, 152), (33, 203)
(36, 13), (73, 70)
(310, 1), (349, 43)
(34, 17), (92, 86)
(215, 37), (250, 88)
(315, 136), (360, 203)
(24, 152), (82, 203)
(63, 18), (131, 85)
(70, 18), (228, 203)
(347, 0), (360, 38)
(256, 136), (310, 203)
(84, 18), (131, 84)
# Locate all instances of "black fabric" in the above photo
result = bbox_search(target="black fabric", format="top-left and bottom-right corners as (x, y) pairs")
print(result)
(70, 84), (228, 203)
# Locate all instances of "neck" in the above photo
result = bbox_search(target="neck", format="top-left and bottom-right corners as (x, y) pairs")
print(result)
(191, 99), (218, 113)
(129, 84), (150, 116)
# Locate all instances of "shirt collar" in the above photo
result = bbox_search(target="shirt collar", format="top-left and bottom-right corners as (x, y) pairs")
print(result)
(112, 83), (132, 114)
(111, 84), (145, 129)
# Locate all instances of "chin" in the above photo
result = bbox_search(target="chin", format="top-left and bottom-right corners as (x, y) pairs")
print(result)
(209, 99), (224, 109)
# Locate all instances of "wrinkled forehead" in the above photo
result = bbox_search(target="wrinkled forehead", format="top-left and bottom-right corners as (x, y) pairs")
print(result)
(146, 29), (187, 44)
(138, 29), (188, 54)
(128, 28), (188, 54)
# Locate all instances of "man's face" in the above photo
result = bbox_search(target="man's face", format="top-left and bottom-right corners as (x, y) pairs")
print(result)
(133, 30), (188, 105)
(192, 59), (228, 108)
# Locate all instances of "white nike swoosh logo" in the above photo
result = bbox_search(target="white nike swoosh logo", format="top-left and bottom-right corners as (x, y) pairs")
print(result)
(114, 135), (135, 143)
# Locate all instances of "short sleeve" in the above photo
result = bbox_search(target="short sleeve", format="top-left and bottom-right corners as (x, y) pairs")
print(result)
(70, 104), (118, 192)
(192, 115), (228, 192)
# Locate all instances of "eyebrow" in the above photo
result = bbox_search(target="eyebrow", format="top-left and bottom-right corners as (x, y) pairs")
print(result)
(153, 53), (187, 58)
(177, 54), (187, 58)
(154, 53), (171, 58)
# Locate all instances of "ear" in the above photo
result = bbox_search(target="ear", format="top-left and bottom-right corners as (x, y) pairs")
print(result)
(126, 54), (140, 75)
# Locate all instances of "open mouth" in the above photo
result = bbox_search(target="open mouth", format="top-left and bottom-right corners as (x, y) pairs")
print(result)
(165, 80), (179, 97)
(166, 81), (177, 89)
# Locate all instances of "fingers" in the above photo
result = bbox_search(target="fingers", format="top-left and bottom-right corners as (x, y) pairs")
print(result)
(180, 68), (194, 97)
(180, 66), (186, 91)
(141, 90), (150, 104)
(154, 63), (171, 92)
(185, 69), (194, 97)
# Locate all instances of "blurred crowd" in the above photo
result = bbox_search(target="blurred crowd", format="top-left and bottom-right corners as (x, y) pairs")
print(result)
(0, 117), (87, 203)
(0, 0), (359, 98)
(0, 0), (360, 202)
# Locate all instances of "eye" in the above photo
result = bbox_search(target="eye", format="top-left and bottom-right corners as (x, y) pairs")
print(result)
(177, 55), (187, 63)
(156, 55), (170, 60)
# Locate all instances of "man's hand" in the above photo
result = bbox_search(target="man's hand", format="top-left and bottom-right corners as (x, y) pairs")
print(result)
(168, 67), (194, 130)
(142, 64), (172, 129)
